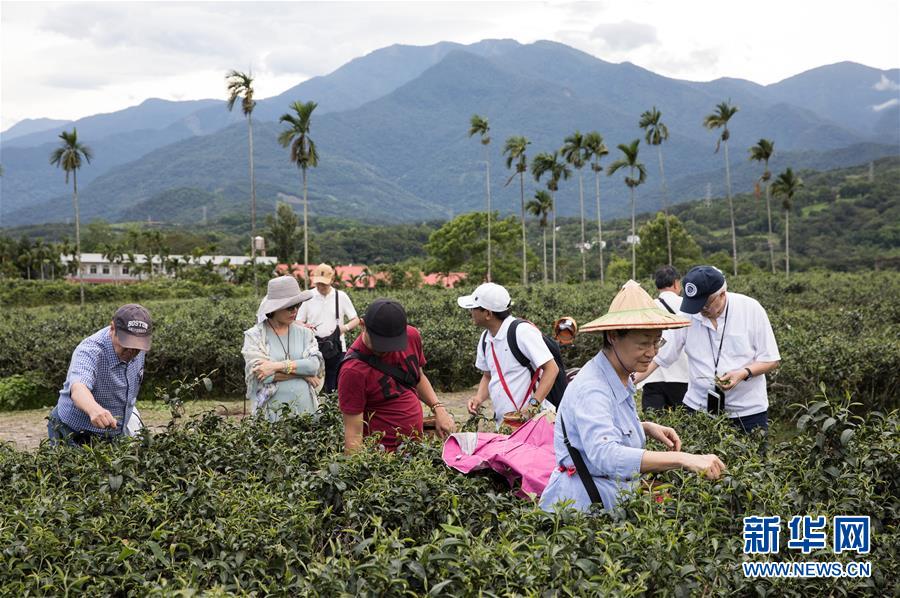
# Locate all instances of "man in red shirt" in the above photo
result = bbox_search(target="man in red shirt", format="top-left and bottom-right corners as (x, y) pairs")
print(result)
(338, 299), (455, 452)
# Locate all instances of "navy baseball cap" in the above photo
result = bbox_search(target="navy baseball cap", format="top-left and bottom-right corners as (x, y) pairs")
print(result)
(363, 299), (408, 352)
(680, 266), (726, 314)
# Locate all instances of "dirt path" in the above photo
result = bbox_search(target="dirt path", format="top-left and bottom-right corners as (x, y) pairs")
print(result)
(0, 389), (482, 452)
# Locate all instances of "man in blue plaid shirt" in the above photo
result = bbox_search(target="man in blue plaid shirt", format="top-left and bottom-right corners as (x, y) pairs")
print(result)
(48, 304), (153, 446)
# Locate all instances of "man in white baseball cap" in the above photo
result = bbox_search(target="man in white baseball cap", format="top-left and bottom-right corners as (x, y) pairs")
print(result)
(458, 283), (559, 428)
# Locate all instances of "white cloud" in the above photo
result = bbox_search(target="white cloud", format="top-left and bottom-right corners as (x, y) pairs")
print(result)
(2, 1), (899, 130)
(589, 20), (658, 52)
(873, 74), (900, 91)
(872, 98), (899, 111)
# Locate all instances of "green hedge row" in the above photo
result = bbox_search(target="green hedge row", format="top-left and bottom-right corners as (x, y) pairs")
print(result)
(0, 392), (896, 595)
(0, 278), (252, 307)
(0, 273), (897, 414)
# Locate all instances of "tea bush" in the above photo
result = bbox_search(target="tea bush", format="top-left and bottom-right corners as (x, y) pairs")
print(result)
(0, 392), (896, 595)
(0, 373), (55, 411)
(0, 272), (897, 412)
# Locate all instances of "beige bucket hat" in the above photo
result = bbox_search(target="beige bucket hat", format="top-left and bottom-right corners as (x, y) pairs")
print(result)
(256, 276), (316, 323)
(581, 280), (690, 333)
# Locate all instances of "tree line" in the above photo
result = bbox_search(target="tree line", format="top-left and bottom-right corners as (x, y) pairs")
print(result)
(466, 102), (804, 285)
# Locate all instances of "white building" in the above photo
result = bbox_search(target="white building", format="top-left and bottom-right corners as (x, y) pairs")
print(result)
(60, 253), (278, 283)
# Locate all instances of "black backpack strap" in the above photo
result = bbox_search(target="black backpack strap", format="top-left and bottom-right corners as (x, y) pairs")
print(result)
(507, 319), (535, 373)
(560, 414), (602, 505)
(480, 329), (489, 362)
(658, 296), (676, 315)
(343, 349), (419, 389)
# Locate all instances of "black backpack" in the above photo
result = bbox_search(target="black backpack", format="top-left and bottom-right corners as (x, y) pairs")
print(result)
(480, 319), (568, 408)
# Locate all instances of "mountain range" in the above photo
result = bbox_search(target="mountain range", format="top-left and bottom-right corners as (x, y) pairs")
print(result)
(2, 39), (898, 227)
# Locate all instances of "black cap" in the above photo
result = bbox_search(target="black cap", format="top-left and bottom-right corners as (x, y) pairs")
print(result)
(680, 266), (726, 314)
(113, 304), (153, 351)
(363, 299), (408, 352)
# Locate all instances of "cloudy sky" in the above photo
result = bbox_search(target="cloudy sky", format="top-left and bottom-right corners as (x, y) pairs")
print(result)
(2, 0), (898, 130)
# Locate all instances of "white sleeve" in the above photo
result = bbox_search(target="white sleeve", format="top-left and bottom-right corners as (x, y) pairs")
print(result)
(296, 301), (310, 322)
(516, 324), (553, 368)
(752, 303), (781, 362)
(340, 291), (358, 321)
(654, 325), (687, 368)
(475, 333), (489, 372)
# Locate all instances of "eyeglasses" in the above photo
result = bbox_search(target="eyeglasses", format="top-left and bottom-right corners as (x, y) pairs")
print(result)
(634, 337), (666, 352)
(283, 303), (301, 312)
(702, 292), (725, 312)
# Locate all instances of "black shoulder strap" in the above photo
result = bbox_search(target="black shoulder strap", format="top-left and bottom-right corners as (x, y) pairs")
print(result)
(658, 296), (676, 315)
(480, 329), (488, 360)
(560, 414), (602, 504)
(334, 289), (340, 320)
(343, 349), (419, 389)
(507, 319), (534, 373)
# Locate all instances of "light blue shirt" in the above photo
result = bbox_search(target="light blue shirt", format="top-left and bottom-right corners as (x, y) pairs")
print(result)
(540, 351), (646, 512)
(55, 327), (144, 435)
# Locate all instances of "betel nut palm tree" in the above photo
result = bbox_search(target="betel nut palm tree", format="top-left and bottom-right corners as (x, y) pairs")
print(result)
(503, 135), (531, 285)
(468, 114), (493, 281)
(531, 151), (571, 283)
(225, 69), (259, 291)
(526, 190), (553, 284)
(771, 167), (803, 279)
(50, 128), (93, 306)
(750, 138), (777, 274)
(639, 106), (673, 265)
(584, 131), (609, 283)
(607, 139), (647, 280)
(561, 131), (589, 281)
(704, 100), (740, 276)
(278, 101), (319, 283)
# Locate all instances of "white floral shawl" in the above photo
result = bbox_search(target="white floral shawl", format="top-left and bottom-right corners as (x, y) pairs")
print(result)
(241, 321), (325, 414)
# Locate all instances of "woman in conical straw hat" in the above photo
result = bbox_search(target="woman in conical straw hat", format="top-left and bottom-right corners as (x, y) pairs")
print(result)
(540, 280), (726, 513)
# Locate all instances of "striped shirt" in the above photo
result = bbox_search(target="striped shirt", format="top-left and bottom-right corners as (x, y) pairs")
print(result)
(55, 327), (145, 435)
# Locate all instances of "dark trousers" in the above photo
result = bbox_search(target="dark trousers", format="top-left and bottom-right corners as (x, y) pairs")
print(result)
(685, 405), (769, 434)
(324, 351), (344, 394)
(47, 407), (117, 447)
(642, 382), (688, 411)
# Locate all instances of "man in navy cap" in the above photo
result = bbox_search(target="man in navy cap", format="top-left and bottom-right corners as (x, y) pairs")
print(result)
(48, 304), (152, 445)
(635, 266), (780, 433)
(338, 298), (455, 453)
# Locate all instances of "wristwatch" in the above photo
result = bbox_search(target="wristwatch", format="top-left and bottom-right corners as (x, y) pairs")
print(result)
(744, 367), (753, 379)
(528, 397), (540, 407)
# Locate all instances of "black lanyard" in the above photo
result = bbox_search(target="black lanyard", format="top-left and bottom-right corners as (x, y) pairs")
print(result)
(706, 300), (730, 375)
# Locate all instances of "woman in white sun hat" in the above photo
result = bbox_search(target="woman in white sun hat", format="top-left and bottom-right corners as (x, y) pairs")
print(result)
(242, 276), (325, 421)
(540, 280), (726, 513)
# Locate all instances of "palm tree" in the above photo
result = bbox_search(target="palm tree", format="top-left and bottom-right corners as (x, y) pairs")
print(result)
(278, 101), (319, 283)
(639, 107), (673, 265)
(526, 190), (553, 283)
(561, 131), (589, 281)
(50, 128), (92, 306)
(771, 168), (803, 278)
(531, 151), (571, 283)
(502, 135), (531, 285)
(584, 132), (609, 283)
(750, 138), (777, 274)
(607, 140), (647, 280)
(703, 100), (740, 276)
(225, 69), (259, 293)
(468, 114), (493, 281)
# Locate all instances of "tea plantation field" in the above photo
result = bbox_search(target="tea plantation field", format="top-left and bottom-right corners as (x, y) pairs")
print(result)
(0, 272), (897, 595)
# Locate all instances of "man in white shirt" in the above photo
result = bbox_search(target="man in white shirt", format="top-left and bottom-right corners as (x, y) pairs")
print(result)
(635, 266), (780, 433)
(297, 263), (360, 393)
(639, 266), (690, 411)
(458, 283), (559, 428)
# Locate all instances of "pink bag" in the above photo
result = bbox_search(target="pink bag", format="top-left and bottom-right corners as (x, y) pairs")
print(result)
(442, 415), (556, 499)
